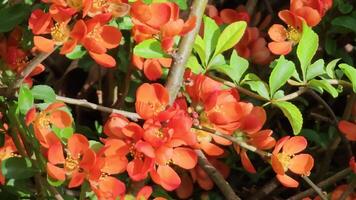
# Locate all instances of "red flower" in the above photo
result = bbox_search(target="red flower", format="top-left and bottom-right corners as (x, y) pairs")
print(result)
(132, 55), (172, 81)
(103, 113), (129, 139)
(46, 134), (95, 188)
(90, 176), (126, 200)
(0, 134), (17, 185)
(26, 102), (72, 148)
(268, 11), (303, 55)
(131, 0), (196, 52)
(29, 9), (77, 54)
(338, 120), (356, 141)
(135, 83), (169, 120)
(71, 14), (122, 67)
(271, 136), (314, 188)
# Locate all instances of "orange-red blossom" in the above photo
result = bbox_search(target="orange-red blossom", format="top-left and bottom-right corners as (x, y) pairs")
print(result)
(131, 0), (196, 52)
(26, 102), (72, 148)
(271, 136), (314, 187)
(268, 0), (332, 55)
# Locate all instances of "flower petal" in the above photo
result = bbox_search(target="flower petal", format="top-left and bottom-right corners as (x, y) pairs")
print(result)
(338, 120), (356, 141)
(101, 26), (122, 49)
(156, 165), (181, 191)
(289, 154), (314, 175)
(172, 147), (197, 169)
(48, 142), (65, 165)
(276, 174), (299, 188)
(89, 52), (116, 68)
(68, 171), (85, 188)
(268, 41), (293, 55)
(47, 163), (65, 181)
(240, 149), (256, 173)
(283, 136), (307, 155)
(34, 36), (55, 53)
(268, 24), (287, 42)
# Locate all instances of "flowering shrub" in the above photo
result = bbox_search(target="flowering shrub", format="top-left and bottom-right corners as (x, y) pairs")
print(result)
(0, 0), (355, 199)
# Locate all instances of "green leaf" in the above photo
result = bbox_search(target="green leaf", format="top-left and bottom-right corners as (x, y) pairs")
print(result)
(18, 86), (34, 115)
(168, 0), (187, 9)
(297, 23), (318, 81)
(213, 21), (247, 58)
(47, 175), (64, 187)
(308, 79), (339, 98)
(187, 56), (203, 74)
(2, 157), (36, 179)
(209, 50), (248, 84)
(244, 80), (270, 100)
(326, 59), (341, 79)
(274, 101), (303, 135)
(133, 39), (166, 58)
(0, 4), (30, 32)
(306, 59), (325, 80)
(66, 45), (87, 60)
(203, 16), (220, 64)
(269, 56), (295, 96)
(31, 85), (56, 102)
(193, 35), (206, 66)
(208, 54), (225, 68)
(331, 16), (356, 33)
(339, 63), (356, 92)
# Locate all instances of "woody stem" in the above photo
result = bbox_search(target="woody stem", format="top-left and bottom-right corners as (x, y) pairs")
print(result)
(301, 176), (327, 200)
(7, 48), (57, 95)
(165, 0), (208, 105)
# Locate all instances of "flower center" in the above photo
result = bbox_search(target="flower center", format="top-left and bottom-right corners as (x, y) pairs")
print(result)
(67, 0), (82, 9)
(129, 145), (144, 160)
(51, 23), (70, 43)
(277, 153), (292, 172)
(92, 0), (107, 10)
(64, 156), (79, 172)
(286, 26), (301, 44)
(37, 112), (51, 129)
(87, 24), (102, 40)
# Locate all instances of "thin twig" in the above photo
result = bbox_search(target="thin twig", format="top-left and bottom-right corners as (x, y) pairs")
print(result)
(287, 168), (352, 200)
(316, 94), (356, 181)
(301, 176), (328, 200)
(56, 95), (141, 121)
(307, 89), (338, 124)
(194, 126), (271, 158)
(248, 179), (279, 200)
(165, 0), (207, 104)
(275, 87), (309, 102)
(208, 75), (268, 101)
(339, 177), (356, 200)
(195, 150), (241, 200)
(8, 49), (56, 94)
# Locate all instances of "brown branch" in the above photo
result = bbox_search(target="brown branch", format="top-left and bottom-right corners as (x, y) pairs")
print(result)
(274, 87), (309, 102)
(301, 176), (328, 200)
(8, 49), (56, 94)
(195, 150), (241, 200)
(165, 0), (208, 104)
(55, 95), (141, 121)
(248, 179), (279, 200)
(307, 89), (338, 124)
(164, 1), (241, 199)
(316, 93), (356, 181)
(287, 168), (352, 200)
(194, 126), (271, 158)
(208, 75), (268, 101)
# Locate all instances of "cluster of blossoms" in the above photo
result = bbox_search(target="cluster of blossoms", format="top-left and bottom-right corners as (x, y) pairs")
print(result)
(28, 0), (130, 67)
(268, 0), (333, 55)
(0, 28), (44, 86)
(131, 0), (196, 81)
(21, 68), (316, 199)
